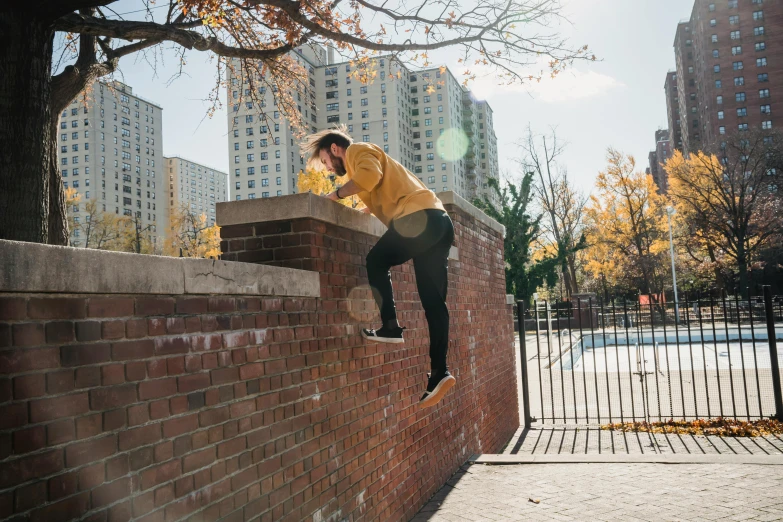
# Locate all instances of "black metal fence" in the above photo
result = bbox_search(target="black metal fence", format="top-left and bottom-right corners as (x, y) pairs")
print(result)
(516, 286), (783, 428)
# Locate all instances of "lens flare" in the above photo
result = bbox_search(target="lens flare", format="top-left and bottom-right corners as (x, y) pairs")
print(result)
(392, 211), (428, 238)
(436, 127), (470, 162)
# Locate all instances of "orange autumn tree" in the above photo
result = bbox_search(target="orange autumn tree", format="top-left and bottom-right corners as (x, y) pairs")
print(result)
(297, 167), (365, 210)
(1, 0), (594, 246)
(584, 149), (669, 297)
(666, 131), (783, 295)
(165, 204), (221, 259)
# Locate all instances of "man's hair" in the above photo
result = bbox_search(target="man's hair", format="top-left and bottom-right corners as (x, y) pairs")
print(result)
(301, 125), (353, 169)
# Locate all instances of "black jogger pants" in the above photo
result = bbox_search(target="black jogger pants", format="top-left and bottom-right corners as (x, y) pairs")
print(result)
(365, 209), (455, 372)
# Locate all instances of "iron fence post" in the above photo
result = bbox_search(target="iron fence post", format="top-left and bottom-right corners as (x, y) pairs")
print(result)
(517, 300), (532, 430)
(763, 286), (783, 420)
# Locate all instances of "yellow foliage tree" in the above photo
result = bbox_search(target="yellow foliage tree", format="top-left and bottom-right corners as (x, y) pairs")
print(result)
(64, 187), (81, 244)
(666, 133), (783, 294)
(71, 198), (124, 250)
(297, 168), (366, 210)
(165, 205), (221, 259)
(115, 214), (159, 255)
(584, 149), (669, 296)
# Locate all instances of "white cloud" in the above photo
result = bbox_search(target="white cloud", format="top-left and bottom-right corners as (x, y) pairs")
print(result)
(468, 67), (624, 104)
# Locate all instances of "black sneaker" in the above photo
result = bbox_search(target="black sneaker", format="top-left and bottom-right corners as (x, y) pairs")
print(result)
(420, 369), (456, 408)
(361, 326), (405, 344)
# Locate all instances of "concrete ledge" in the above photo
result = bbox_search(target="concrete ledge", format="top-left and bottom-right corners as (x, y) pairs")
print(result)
(470, 454), (783, 465)
(438, 191), (505, 237)
(506, 294), (515, 305)
(216, 191), (505, 239)
(217, 193), (387, 237)
(0, 240), (320, 297)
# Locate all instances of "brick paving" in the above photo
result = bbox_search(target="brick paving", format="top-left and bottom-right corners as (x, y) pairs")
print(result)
(410, 331), (783, 521)
(413, 463), (783, 521)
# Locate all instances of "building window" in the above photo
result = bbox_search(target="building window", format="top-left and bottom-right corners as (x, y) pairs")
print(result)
(717, 95), (723, 104)
(361, 98), (368, 106)
(728, 0), (737, 7)
(733, 61), (743, 70)
(736, 92), (746, 102)
(709, 3), (715, 11)
(737, 108), (747, 117)
(362, 122), (369, 130)
(762, 120), (773, 130)
(716, 80), (722, 89)
(729, 15), (739, 25)
(757, 57), (767, 67)
(710, 19), (717, 27)
(732, 46), (742, 55)
(758, 73), (769, 82)
(756, 42), (766, 51)
(235, 182), (241, 190)
(719, 126), (726, 135)
(731, 30), (741, 40)
(739, 123), (749, 131)
(262, 178), (269, 187)
(711, 34), (718, 43)
(718, 111), (725, 120)
(753, 10), (764, 21)
(362, 135), (370, 142)
(754, 26), (765, 36)
(760, 88), (770, 98)
(734, 77), (745, 86)
(761, 104), (772, 114)
(714, 65), (721, 73)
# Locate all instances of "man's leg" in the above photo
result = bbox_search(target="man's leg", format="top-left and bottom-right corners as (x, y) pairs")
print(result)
(413, 212), (456, 407)
(366, 228), (412, 331)
(413, 222), (453, 373)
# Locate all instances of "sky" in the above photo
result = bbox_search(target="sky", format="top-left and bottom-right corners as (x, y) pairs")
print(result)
(87, 0), (694, 196)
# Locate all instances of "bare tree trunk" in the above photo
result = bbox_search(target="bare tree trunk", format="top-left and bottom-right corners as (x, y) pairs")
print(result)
(568, 255), (579, 294)
(47, 119), (68, 245)
(0, 8), (56, 242)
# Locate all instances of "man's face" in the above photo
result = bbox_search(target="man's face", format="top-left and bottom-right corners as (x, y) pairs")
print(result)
(319, 146), (346, 176)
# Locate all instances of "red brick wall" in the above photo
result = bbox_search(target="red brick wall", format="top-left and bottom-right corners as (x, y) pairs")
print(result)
(0, 204), (517, 522)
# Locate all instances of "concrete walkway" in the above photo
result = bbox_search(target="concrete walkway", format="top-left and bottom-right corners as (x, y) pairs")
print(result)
(413, 461), (783, 521)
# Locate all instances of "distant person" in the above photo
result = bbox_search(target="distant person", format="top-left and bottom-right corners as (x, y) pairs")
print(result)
(301, 126), (456, 408)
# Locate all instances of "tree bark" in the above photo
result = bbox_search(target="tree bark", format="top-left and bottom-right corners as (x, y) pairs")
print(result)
(47, 119), (69, 245)
(0, 8), (56, 242)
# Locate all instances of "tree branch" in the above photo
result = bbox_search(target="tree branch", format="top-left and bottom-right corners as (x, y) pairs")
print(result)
(55, 13), (297, 59)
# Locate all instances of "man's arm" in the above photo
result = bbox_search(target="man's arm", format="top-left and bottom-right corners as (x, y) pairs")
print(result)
(325, 179), (362, 201)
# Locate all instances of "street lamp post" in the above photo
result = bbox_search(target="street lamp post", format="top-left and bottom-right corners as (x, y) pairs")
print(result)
(666, 206), (680, 324)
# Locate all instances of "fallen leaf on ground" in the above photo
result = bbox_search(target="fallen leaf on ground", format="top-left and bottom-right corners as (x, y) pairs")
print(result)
(528, 498), (540, 504)
(600, 418), (783, 437)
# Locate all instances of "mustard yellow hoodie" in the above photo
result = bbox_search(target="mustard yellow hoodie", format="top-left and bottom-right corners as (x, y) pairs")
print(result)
(343, 142), (445, 227)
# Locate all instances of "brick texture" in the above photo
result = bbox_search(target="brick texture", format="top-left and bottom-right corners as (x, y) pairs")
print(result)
(0, 203), (516, 522)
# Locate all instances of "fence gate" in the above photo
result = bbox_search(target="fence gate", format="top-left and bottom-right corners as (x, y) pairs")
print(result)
(516, 287), (783, 428)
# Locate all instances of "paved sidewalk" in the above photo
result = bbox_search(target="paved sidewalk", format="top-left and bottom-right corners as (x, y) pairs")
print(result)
(413, 462), (783, 521)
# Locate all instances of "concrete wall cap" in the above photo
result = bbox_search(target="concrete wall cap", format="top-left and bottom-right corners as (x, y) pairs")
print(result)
(0, 239), (320, 297)
(217, 191), (505, 238)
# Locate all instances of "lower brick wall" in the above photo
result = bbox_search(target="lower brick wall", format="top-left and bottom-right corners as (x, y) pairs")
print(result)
(0, 202), (517, 522)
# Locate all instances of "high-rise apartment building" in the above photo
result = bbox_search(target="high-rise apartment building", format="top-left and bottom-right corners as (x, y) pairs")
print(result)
(664, 71), (683, 150)
(164, 157), (229, 227)
(665, 0), (782, 154)
(227, 46), (500, 206)
(58, 81), (166, 247)
(646, 129), (673, 193)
